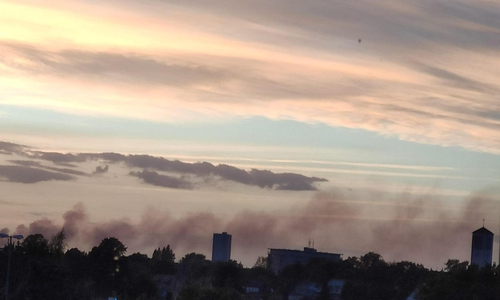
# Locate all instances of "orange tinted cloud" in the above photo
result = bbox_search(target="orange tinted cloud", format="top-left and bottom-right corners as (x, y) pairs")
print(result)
(1, 0), (499, 153)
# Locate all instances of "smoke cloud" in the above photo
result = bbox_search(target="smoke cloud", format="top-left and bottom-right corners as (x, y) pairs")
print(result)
(12, 188), (500, 268)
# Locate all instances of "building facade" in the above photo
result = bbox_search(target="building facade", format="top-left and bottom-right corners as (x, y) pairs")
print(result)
(471, 226), (494, 268)
(212, 232), (232, 262)
(268, 247), (342, 274)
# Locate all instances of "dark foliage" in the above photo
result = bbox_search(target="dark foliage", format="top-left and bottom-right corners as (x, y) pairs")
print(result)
(417, 260), (500, 300)
(1, 234), (498, 300)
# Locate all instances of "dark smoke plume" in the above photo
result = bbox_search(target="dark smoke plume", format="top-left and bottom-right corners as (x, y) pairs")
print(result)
(12, 188), (500, 268)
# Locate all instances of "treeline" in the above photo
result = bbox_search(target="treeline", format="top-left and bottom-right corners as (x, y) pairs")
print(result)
(0, 231), (499, 300)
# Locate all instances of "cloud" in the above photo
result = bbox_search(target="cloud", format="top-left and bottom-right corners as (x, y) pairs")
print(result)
(414, 63), (497, 94)
(171, 0), (500, 52)
(9, 159), (87, 176)
(0, 141), (28, 155)
(275, 181), (317, 191)
(130, 170), (193, 189)
(93, 165), (109, 174)
(0, 141), (328, 190)
(9, 160), (42, 167)
(0, 42), (234, 88)
(2, 33), (500, 154)
(248, 169), (326, 190)
(44, 166), (88, 176)
(12, 188), (500, 268)
(120, 155), (326, 190)
(6, 146), (89, 164)
(0, 41), (364, 104)
(2, 0), (500, 158)
(33, 152), (87, 164)
(86, 152), (126, 162)
(0, 165), (75, 183)
(122, 155), (327, 190)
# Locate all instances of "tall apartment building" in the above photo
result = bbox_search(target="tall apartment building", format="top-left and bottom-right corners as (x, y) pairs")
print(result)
(212, 232), (232, 262)
(471, 226), (494, 268)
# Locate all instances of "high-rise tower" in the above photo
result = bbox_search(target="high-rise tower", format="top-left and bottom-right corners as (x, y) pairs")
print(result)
(471, 226), (494, 268)
(212, 232), (232, 262)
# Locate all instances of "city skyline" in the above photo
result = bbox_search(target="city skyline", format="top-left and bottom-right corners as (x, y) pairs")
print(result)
(1, 0), (499, 269)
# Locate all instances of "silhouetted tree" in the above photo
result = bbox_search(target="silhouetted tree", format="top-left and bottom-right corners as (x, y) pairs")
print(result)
(359, 252), (385, 269)
(152, 245), (176, 274)
(177, 253), (211, 286)
(64, 247), (92, 299)
(306, 258), (338, 284)
(277, 263), (307, 300)
(88, 237), (127, 297)
(48, 229), (67, 256)
(341, 252), (425, 300)
(152, 245), (175, 262)
(253, 256), (268, 268)
(179, 252), (206, 264)
(418, 260), (500, 300)
(13, 234), (75, 299)
(121, 253), (158, 299)
(21, 234), (50, 257)
(244, 265), (277, 299)
(212, 260), (244, 291)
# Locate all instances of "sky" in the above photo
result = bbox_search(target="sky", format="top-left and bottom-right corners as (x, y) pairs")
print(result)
(0, 0), (500, 269)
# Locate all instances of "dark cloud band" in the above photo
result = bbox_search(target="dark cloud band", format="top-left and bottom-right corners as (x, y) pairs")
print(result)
(2, 141), (328, 190)
(0, 165), (74, 183)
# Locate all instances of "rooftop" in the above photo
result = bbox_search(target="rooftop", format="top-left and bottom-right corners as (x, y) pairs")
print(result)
(472, 226), (494, 235)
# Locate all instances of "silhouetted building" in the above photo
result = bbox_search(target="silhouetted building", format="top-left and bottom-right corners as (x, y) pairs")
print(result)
(268, 247), (342, 274)
(471, 226), (494, 268)
(212, 232), (231, 262)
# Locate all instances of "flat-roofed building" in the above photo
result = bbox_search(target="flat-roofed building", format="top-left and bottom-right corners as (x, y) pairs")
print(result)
(268, 247), (341, 274)
(212, 232), (232, 262)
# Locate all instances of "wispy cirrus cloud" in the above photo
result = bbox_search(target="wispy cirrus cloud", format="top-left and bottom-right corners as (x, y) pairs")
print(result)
(0, 0), (499, 153)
